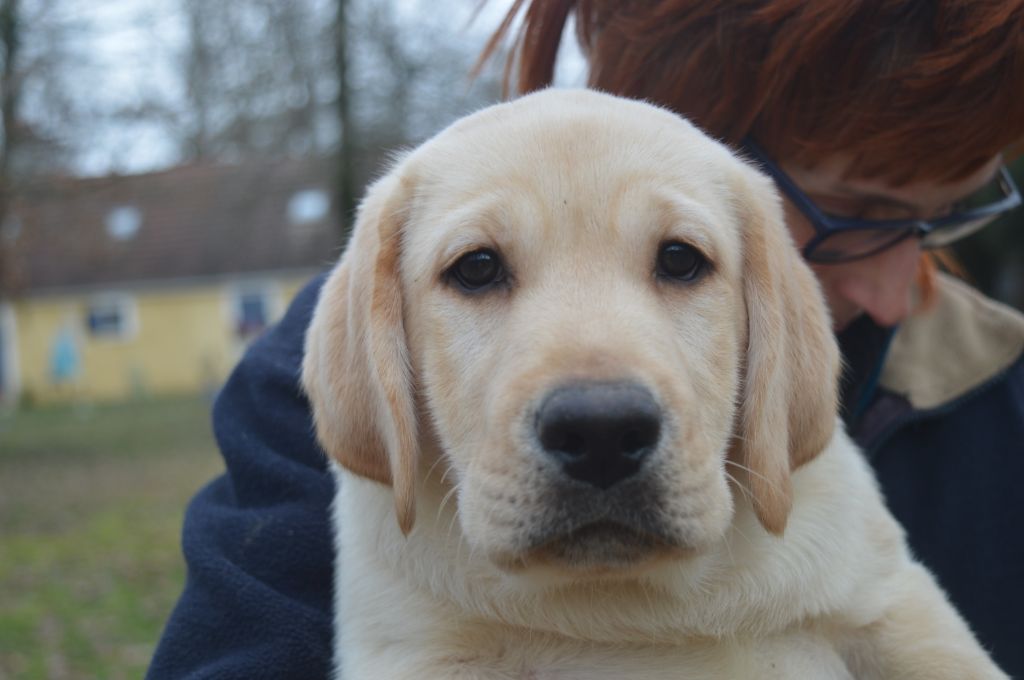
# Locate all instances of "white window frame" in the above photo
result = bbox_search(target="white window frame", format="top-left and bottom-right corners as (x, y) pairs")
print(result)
(226, 281), (282, 339)
(0, 303), (19, 403)
(85, 293), (139, 341)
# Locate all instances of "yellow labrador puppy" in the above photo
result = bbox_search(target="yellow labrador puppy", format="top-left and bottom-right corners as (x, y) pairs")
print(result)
(302, 89), (1006, 680)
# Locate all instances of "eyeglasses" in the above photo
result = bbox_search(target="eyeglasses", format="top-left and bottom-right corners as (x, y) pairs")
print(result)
(741, 138), (1022, 264)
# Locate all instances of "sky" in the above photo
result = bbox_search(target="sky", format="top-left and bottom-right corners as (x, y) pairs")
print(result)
(60, 0), (584, 177)
(70, 0), (186, 175)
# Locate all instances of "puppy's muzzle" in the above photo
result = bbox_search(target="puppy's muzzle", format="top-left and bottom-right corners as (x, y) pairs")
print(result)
(536, 382), (661, 489)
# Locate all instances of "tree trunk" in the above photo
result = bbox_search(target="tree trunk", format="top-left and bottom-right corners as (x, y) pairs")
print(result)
(333, 0), (357, 244)
(0, 0), (20, 296)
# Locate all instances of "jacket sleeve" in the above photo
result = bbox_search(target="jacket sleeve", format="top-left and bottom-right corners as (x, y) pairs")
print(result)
(148, 274), (334, 680)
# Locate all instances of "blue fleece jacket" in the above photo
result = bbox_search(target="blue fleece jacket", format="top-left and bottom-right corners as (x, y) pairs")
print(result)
(147, 273), (1024, 679)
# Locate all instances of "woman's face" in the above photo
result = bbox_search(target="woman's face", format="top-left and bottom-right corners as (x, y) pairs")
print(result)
(778, 155), (1004, 331)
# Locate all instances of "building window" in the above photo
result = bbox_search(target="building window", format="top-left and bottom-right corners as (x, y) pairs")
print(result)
(236, 290), (269, 337)
(230, 283), (280, 341)
(85, 295), (137, 340)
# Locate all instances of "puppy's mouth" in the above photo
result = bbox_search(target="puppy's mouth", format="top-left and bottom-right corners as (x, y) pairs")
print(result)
(501, 520), (689, 574)
(543, 521), (671, 563)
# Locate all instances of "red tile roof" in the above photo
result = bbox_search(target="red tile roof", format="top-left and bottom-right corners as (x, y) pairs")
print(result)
(5, 156), (343, 292)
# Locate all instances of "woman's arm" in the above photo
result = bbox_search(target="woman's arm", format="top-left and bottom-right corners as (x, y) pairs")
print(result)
(148, 274), (335, 680)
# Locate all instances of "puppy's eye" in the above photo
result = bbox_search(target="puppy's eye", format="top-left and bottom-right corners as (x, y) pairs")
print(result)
(656, 241), (706, 282)
(447, 249), (506, 292)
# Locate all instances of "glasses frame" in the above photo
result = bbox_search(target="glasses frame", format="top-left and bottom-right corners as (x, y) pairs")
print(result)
(741, 138), (1022, 264)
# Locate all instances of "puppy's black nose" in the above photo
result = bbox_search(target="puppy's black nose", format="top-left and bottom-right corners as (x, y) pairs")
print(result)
(536, 382), (661, 489)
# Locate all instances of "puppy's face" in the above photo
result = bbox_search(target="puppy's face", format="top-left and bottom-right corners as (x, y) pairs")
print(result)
(303, 90), (839, 578)
(401, 122), (746, 573)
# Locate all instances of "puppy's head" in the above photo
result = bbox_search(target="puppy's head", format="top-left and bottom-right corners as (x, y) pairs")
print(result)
(302, 89), (839, 572)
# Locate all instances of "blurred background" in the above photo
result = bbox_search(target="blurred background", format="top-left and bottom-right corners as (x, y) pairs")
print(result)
(0, 0), (1021, 677)
(0, 1), (544, 677)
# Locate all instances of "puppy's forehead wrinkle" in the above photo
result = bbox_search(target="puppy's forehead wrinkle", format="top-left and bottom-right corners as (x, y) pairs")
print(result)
(648, 189), (737, 262)
(406, 148), (742, 288)
(430, 199), (533, 267)
(412, 114), (729, 218)
(425, 197), (730, 303)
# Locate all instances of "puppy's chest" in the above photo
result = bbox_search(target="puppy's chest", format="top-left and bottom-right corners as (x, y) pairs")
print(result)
(429, 627), (855, 680)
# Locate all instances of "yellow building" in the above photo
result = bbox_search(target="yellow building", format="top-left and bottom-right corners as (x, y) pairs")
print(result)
(0, 158), (340, 404)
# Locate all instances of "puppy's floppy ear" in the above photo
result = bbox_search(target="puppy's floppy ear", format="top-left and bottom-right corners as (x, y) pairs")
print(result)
(730, 168), (841, 536)
(302, 170), (418, 534)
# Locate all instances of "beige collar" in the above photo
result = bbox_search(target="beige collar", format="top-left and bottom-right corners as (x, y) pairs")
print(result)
(879, 273), (1024, 410)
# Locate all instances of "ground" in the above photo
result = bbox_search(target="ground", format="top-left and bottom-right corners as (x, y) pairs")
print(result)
(0, 395), (223, 680)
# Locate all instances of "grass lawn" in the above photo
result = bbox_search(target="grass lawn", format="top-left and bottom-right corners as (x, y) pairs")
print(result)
(0, 395), (224, 680)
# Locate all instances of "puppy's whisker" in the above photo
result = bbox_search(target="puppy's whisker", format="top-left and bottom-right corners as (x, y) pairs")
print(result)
(724, 471), (753, 502)
(440, 488), (471, 569)
(724, 460), (784, 496)
(441, 483), (464, 541)
(436, 482), (461, 527)
(722, 472), (760, 554)
(438, 462), (457, 488)
(726, 517), (757, 553)
(719, 476), (743, 564)
(448, 511), (468, 565)
(730, 523), (756, 551)
(424, 455), (448, 485)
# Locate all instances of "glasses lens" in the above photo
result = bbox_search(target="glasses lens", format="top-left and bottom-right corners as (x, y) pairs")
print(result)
(950, 172), (1012, 212)
(806, 227), (915, 263)
(921, 214), (998, 248)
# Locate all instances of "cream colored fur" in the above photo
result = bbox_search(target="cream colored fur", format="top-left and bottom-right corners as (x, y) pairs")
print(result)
(302, 89), (1007, 679)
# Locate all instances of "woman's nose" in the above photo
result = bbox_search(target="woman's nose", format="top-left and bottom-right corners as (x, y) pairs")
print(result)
(834, 237), (922, 328)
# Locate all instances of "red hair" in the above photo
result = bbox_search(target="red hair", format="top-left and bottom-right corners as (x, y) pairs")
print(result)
(482, 0), (1024, 184)
(480, 0), (1024, 303)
